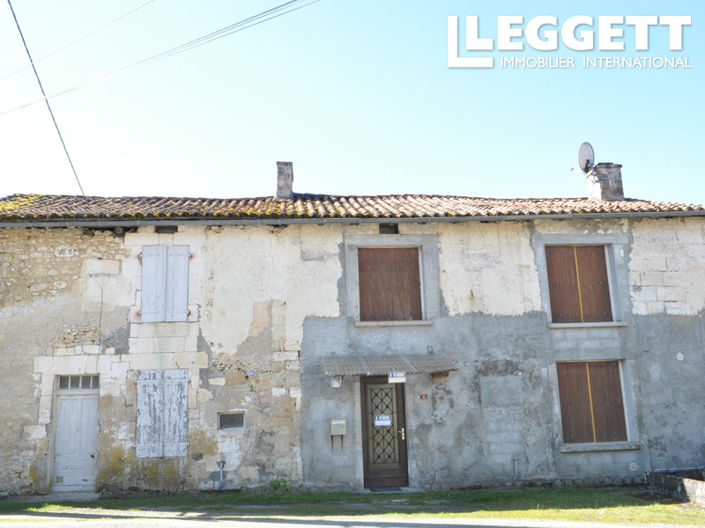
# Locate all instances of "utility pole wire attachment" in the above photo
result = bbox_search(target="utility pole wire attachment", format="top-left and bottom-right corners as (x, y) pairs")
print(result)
(6, 0), (85, 195)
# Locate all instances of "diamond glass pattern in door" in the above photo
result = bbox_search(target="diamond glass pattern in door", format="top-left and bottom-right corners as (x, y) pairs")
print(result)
(368, 384), (399, 465)
(361, 376), (408, 488)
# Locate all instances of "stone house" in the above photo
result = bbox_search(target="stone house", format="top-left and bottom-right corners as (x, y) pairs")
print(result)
(1, 162), (704, 494)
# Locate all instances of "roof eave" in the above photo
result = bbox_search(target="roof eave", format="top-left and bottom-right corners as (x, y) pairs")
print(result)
(1, 209), (704, 228)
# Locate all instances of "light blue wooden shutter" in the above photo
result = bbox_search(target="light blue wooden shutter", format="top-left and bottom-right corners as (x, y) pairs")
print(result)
(136, 370), (164, 458)
(136, 369), (188, 458)
(141, 246), (167, 322)
(163, 369), (189, 457)
(166, 246), (189, 322)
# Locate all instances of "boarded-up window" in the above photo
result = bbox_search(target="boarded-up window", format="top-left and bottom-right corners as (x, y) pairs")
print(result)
(557, 361), (627, 443)
(141, 245), (189, 323)
(545, 245), (613, 323)
(136, 369), (188, 458)
(358, 248), (422, 321)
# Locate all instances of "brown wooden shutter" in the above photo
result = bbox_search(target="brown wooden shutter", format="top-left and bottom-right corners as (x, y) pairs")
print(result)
(546, 245), (612, 323)
(575, 246), (612, 322)
(557, 362), (594, 443)
(358, 248), (422, 321)
(589, 361), (627, 442)
(558, 361), (627, 444)
(545, 246), (581, 323)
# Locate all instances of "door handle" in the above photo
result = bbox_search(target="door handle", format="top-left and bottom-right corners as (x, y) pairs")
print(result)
(398, 427), (405, 441)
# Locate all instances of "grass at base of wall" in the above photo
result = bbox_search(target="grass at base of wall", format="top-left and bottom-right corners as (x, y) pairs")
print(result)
(1, 487), (703, 525)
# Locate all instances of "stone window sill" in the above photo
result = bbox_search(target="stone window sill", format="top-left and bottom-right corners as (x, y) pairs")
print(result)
(549, 321), (628, 330)
(354, 320), (433, 328)
(560, 441), (641, 453)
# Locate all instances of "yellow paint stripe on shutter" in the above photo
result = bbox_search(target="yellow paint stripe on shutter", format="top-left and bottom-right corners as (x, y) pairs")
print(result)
(585, 362), (597, 443)
(573, 246), (585, 323)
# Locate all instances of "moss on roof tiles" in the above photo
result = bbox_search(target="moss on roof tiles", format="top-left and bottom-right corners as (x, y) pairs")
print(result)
(0, 193), (703, 222)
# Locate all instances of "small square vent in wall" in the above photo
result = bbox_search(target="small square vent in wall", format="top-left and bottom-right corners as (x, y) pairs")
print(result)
(379, 223), (399, 234)
(218, 412), (245, 429)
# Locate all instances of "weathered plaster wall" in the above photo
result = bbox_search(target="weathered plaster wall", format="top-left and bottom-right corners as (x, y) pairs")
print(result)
(2, 215), (704, 494)
(301, 217), (705, 489)
(0, 223), (343, 494)
(438, 222), (541, 316)
(95, 224), (343, 491)
(630, 316), (705, 469)
(199, 223), (341, 351)
(626, 218), (705, 469)
(302, 221), (562, 489)
(190, 223), (342, 488)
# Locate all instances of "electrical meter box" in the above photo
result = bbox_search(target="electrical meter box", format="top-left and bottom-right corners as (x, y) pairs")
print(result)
(329, 418), (346, 436)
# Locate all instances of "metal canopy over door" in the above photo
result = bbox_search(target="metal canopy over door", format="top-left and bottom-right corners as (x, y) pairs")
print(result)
(54, 389), (98, 491)
(361, 376), (408, 488)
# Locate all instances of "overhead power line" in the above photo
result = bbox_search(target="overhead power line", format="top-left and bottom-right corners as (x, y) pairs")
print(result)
(0, 0), (322, 118)
(6, 0), (85, 195)
(0, 0), (155, 84)
(157, 0), (321, 59)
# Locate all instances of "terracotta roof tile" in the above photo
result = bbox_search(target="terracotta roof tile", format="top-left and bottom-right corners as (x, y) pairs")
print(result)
(0, 193), (702, 223)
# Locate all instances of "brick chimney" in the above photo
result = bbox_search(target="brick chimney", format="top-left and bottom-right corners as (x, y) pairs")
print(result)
(276, 161), (294, 199)
(587, 162), (624, 201)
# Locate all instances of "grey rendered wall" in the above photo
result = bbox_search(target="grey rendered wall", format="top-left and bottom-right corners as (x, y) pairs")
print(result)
(300, 217), (705, 489)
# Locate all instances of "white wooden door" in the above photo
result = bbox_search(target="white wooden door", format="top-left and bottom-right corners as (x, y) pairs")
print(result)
(54, 394), (98, 491)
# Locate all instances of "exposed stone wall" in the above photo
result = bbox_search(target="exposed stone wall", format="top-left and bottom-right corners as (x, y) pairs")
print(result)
(629, 217), (705, 315)
(0, 227), (129, 493)
(0, 227), (127, 307)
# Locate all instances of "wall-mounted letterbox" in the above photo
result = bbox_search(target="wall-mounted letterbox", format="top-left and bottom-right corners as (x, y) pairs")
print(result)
(329, 418), (346, 436)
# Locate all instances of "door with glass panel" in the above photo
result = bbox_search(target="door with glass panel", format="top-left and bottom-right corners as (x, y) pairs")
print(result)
(53, 375), (99, 491)
(360, 376), (408, 488)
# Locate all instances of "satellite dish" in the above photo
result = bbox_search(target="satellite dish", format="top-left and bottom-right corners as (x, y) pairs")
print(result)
(578, 142), (595, 173)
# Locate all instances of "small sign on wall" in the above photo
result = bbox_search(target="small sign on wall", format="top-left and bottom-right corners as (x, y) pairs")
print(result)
(388, 372), (406, 383)
(55, 247), (75, 257)
(374, 414), (392, 427)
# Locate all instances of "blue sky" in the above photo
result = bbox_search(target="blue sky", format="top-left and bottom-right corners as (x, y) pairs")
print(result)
(0, 1), (702, 202)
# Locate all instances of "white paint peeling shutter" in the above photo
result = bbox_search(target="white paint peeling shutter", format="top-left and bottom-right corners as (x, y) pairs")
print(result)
(136, 370), (164, 458)
(166, 246), (189, 322)
(136, 369), (188, 458)
(163, 369), (189, 457)
(141, 245), (167, 322)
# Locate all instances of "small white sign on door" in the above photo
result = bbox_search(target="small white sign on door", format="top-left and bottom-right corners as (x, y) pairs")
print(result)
(388, 372), (406, 383)
(374, 414), (392, 427)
